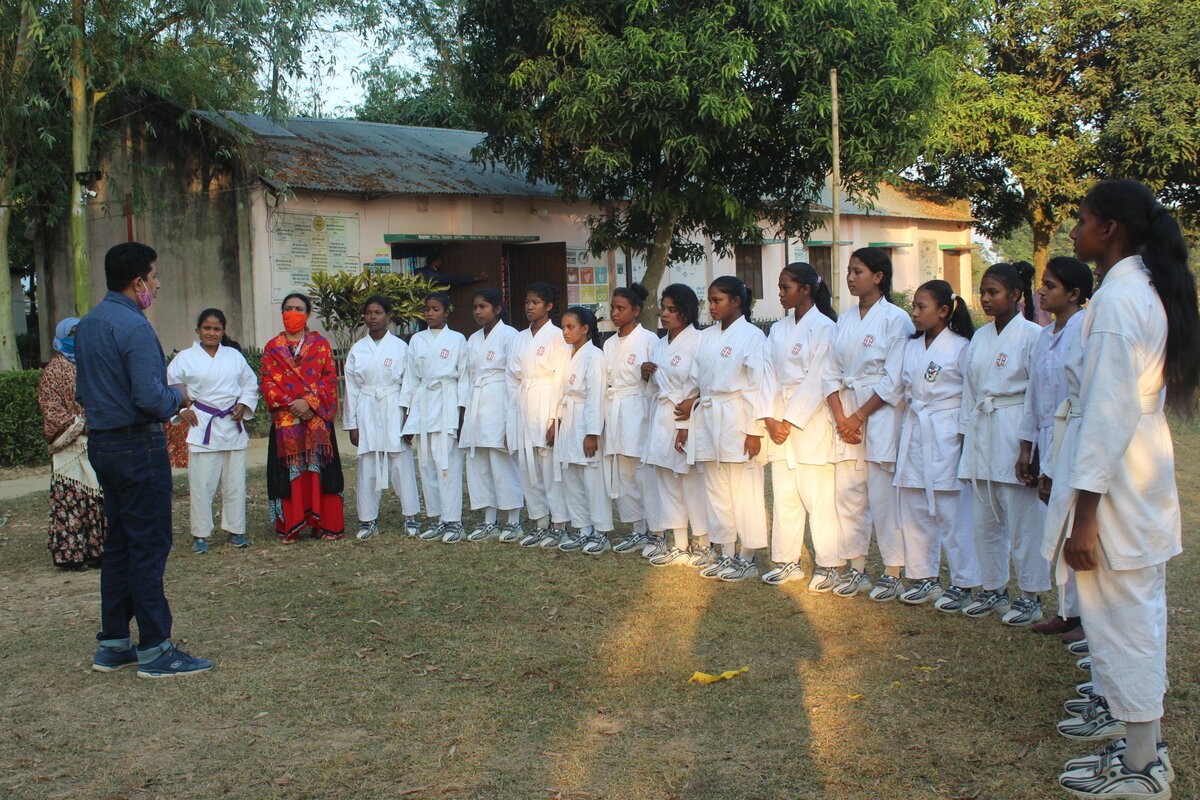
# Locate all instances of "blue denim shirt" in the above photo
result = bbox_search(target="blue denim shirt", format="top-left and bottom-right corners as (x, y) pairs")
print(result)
(75, 291), (183, 431)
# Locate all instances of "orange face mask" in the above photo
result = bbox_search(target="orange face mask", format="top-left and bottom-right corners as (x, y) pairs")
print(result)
(282, 310), (307, 334)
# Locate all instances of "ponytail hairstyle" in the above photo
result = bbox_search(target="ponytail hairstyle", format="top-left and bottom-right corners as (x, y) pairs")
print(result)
(196, 307), (243, 352)
(525, 282), (559, 317)
(1082, 179), (1200, 415)
(660, 283), (700, 328)
(850, 246), (894, 300)
(1044, 256), (1094, 306)
(910, 280), (974, 341)
(473, 287), (509, 325)
(982, 262), (1035, 320)
(563, 305), (602, 349)
(425, 291), (452, 313)
(782, 261), (837, 322)
(710, 275), (754, 319)
(612, 281), (649, 312)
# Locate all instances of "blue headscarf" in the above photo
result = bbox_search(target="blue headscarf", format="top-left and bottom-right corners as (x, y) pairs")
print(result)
(54, 317), (80, 362)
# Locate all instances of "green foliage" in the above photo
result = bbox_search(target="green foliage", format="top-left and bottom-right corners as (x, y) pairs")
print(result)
(0, 369), (45, 466)
(992, 222), (1075, 267)
(305, 269), (447, 351)
(356, 65), (472, 129)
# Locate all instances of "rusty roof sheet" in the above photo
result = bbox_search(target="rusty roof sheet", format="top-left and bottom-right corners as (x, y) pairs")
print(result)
(195, 112), (559, 198)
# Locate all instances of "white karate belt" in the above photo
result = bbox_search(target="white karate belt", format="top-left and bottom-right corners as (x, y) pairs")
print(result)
(465, 373), (506, 457)
(551, 393), (607, 491)
(895, 396), (962, 516)
(686, 391), (742, 466)
(358, 383), (402, 490)
(605, 384), (645, 499)
(641, 391), (681, 468)
(841, 373), (882, 468)
(512, 376), (557, 483)
(411, 377), (459, 475)
(966, 391), (1026, 517)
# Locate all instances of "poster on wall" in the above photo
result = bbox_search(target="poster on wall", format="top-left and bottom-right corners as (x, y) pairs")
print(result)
(269, 211), (361, 302)
(918, 238), (940, 286)
(565, 247), (610, 309)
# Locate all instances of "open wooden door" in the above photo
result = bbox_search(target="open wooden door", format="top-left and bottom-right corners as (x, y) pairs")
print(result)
(504, 242), (568, 328)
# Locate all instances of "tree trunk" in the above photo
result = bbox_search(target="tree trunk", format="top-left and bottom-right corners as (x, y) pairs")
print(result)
(637, 212), (678, 329)
(1030, 202), (1054, 281)
(70, 0), (93, 315)
(0, 162), (19, 370)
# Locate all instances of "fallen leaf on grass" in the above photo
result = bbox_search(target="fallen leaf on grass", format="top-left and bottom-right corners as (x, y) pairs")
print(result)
(688, 666), (749, 684)
(272, 777), (291, 785)
(599, 729), (621, 736)
(846, 694), (863, 700)
(397, 788), (430, 796)
(403, 651), (430, 660)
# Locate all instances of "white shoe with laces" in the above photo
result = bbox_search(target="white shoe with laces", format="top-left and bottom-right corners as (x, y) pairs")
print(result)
(613, 531), (650, 554)
(718, 557), (758, 582)
(1058, 755), (1171, 799)
(641, 533), (668, 558)
(498, 522), (523, 543)
(700, 556), (735, 580)
(649, 546), (693, 567)
(760, 562), (805, 585)
(1062, 739), (1174, 784)
(1001, 596), (1043, 626)
(467, 522), (500, 542)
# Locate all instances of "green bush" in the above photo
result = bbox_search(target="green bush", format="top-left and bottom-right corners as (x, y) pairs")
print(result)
(0, 370), (47, 467)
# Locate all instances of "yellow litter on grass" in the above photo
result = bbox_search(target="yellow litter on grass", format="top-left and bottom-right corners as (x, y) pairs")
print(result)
(689, 666), (749, 684)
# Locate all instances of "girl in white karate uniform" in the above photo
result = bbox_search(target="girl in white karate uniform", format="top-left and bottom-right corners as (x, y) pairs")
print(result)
(343, 295), (421, 540)
(762, 263), (840, 590)
(400, 292), (470, 543)
(675, 276), (773, 582)
(642, 284), (711, 568)
(552, 306), (613, 554)
(891, 281), (981, 606)
(507, 283), (572, 548)
(167, 309), (258, 553)
(602, 283), (662, 556)
(824, 247), (915, 601)
(1015, 258), (1093, 637)
(1047, 181), (1196, 798)
(460, 289), (525, 542)
(957, 262), (1047, 624)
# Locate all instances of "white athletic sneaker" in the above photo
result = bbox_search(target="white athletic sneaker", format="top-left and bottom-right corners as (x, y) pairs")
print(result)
(538, 529), (565, 548)
(760, 562), (805, 585)
(1063, 739), (1175, 784)
(899, 578), (944, 605)
(689, 546), (719, 569)
(356, 520), (379, 540)
(440, 523), (466, 543)
(933, 585), (973, 612)
(557, 530), (587, 551)
(869, 574), (905, 602)
(699, 556), (735, 580)
(467, 522), (500, 542)
(498, 522), (523, 543)
(519, 527), (546, 548)
(581, 533), (610, 555)
(1068, 638), (1091, 656)
(1077, 655), (1093, 671)
(641, 534), (668, 558)
(1057, 698), (1127, 741)
(1065, 694), (1106, 717)
(403, 519), (421, 537)
(649, 546), (693, 567)
(832, 568), (870, 597)
(1001, 596), (1043, 626)
(1077, 682), (1097, 699)
(613, 531), (650, 554)
(1058, 755), (1171, 799)
(718, 557), (759, 582)
(419, 522), (446, 541)
(962, 588), (1011, 618)
(807, 566), (842, 593)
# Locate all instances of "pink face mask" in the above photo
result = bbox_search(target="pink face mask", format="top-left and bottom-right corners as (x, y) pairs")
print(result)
(135, 278), (155, 310)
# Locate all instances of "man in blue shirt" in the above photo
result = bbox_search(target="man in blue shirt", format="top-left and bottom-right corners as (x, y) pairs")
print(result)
(76, 242), (214, 678)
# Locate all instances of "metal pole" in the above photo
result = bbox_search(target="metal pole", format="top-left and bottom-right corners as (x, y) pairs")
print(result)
(830, 68), (841, 310)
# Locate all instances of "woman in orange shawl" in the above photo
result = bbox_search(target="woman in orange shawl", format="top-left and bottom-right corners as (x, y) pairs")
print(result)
(261, 293), (345, 541)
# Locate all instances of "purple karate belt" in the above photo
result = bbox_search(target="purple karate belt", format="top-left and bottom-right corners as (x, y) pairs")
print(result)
(192, 401), (243, 445)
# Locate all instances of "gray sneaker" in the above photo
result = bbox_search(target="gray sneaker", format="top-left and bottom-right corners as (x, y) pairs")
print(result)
(689, 545), (719, 569)
(699, 556), (735, 580)
(807, 566), (842, 593)
(581, 533), (611, 555)
(899, 578), (944, 605)
(1067, 638), (1090, 656)
(613, 531), (650, 554)
(356, 520), (380, 540)
(641, 533), (667, 558)
(719, 557), (759, 582)
(933, 585), (973, 612)
(440, 523), (466, 543)
(403, 519), (421, 537)
(962, 588), (1010, 618)
(557, 530), (588, 551)
(649, 546), (693, 567)
(519, 527), (546, 548)
(1062, 738), (1174, 784)
(869, 574), (905, 602)
(537, 528), (564, 548)
(1058, 756), (1170, 798)
(1001, 596), (1043, 626)
(760, 562), (804, 585)
(1057, 698), (1126, 741)
(833, 568), (870, 597)
(418, 522), (446, 541)
(467, 522), (500, 542)
(498, 522), (523, 543)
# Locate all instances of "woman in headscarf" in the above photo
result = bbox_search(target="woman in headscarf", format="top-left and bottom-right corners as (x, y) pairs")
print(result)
(36, 317), (107, 569)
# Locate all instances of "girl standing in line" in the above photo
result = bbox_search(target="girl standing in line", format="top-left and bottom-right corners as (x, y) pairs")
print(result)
(460, 289), (525, 542)
(824, 247), (915, 600)
(762, 263), (840, 589)
(342, 295), (421, 540)
(957, 263), (1047, 624)
(1016, 258), (1093, 637)
(1049, 181), (1196, 797)
(675, 276), (774, 582)
(168, 309), (259, 553)
(553, 306), (613, 554)
(507, 283), (572, 548)
(400, 292), (470, 543)
(641, 284), (711, 568)
(891, 281), (980, 605)
(603, 283), (663, 556)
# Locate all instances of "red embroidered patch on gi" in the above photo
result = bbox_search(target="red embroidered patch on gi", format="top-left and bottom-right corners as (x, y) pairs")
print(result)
(862, 334), (875, 347)
(626, 353), (637, 365)
(440, 349), (450, 359)
(383, 358), (393, 367)
(791, 343), (802, 356)
(569, 373), (577, 384)
(720, 346), (733, 358)
(536, 346), (546, 356)
(485, 351), (496, 361)
(995, 352), (1008, 367)
(670, 355), (682, 366)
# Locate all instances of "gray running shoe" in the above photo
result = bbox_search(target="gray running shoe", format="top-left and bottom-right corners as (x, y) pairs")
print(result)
(581, 533), (611, 555)
(440, 523), (466, 543)
(418, 522), (446, 541)
(613, 531), (650, 554)
(1062, 739), (1174, 784)
(1057, 699), (1127, 741)
(649, 546), (693, 567)
(869, 574), (905, 602)
(689, 545), (719, 569)
(356, 520), (379, 541)
(467, 522), (500, 542)
(899, 579), (944, 605)
(537, 528), (564, 548)
(807, 566), (842, 593)
(1077, 682), (1096, 699)
(760, 562), (804, 585)
(519, 527), (546, 547)
(403, 519), (421, 537)
(1067, 638), (1090, 656)
(1058, 755), (1170, 798)
(641, 533), (667, 558)
(498, 522), (523, 543)
(933, 585), (973, 612)
(962, 588), (1011, 618)
(557, 530), (587, 551)
(1001, 596), (1043, 626)
(833, 568), (870, 597)
(718, 557), (759, 582)
(699, 556), (735, 580)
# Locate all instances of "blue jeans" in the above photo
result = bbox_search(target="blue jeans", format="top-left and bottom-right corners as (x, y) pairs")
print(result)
(88, 429), (173, 649)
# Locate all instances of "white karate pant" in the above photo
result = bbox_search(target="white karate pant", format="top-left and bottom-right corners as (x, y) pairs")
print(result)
(561, 462), (613, 532)
(946, 485), (982, 588)
(834, 460), (904, 567)
(1076, 562), (1168, 722)
(970, 480), (1049, 592)
(1060, 570), (1080, 618)
(771, 461), (838, 566)
(651, 466), (709, 537)
(416, 433), (464, 522)
(702, 461), (768, 548)
(607, 454), (650, 524)
(898, 486), (982, 587)
(465, 446), (523, 511)
(188, 448), (247, 539)
(356, 450), (421, 522)
(520, 446), (568, 525)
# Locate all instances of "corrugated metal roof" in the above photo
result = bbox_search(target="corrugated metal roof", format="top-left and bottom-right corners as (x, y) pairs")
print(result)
(813, 180), (974, 223)
(195, 111), (559, 198)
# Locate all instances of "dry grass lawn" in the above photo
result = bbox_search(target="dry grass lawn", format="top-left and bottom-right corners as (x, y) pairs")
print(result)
(1, 424), (1198, 800)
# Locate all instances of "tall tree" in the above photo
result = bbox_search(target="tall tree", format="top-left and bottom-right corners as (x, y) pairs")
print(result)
(458, 0), (975, 323)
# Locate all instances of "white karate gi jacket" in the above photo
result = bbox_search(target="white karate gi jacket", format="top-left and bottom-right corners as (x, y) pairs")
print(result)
(602, 324), (657, 459)
(1018, 312), (1084, 467)
(642, 325), (702, 474)
(343, 332), (409, 454)
(166, 342), (258, 452)
(766, 305), (837, 468)
(555, 342), (607, 468)
(400, 328), (470, 469)
(894, 328), (969, 502)
(506, 321), (571, 457)
(460, 321), (519, 451)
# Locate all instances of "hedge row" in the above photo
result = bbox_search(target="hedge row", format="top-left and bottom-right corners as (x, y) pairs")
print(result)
(0, 370), (48, 467)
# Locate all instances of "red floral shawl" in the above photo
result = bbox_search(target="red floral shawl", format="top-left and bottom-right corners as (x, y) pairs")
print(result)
(261, 331), (339, 467)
